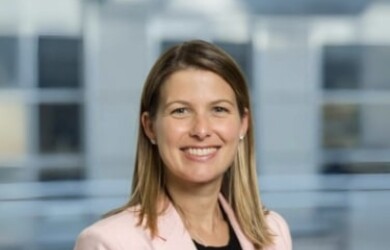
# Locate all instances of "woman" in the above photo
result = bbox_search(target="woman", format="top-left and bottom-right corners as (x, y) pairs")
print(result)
(74, 40), (292, 250)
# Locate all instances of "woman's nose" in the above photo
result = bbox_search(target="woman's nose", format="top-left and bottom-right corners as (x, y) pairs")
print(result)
(189, 114), (211, 140)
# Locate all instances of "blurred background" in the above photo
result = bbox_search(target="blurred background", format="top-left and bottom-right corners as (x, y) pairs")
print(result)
(1, 0), (390, 249)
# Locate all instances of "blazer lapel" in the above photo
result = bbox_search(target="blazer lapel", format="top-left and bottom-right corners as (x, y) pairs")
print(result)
(152, 202), (197, 250)
(151, 194), (255, 250)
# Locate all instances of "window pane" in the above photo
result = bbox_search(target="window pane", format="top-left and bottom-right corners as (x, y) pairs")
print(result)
(323, 104), (390, 149)
(0, 36), (18, 87)
(323, 45), (362, 89)
(38, 36), (82, 88)
(0, 102), (27, 158)
(39, 104), (82, 153)
(215, 41), (253, 87)
(361, 45), (390, 90)
(160, 40), (179, 52)
(0, 167), (35, 183)
(323, 45), (390, 90)
(323, 162), (390, 174)
(360, 104), (390, 148)
(39, 167), (85, 181)
(322, 104), (360, 148)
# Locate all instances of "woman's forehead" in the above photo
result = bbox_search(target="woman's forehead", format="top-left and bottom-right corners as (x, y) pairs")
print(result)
(159, 69), (237, 104)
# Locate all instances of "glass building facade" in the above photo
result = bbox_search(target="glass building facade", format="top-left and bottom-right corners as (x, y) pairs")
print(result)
(1, 0), (390, 249)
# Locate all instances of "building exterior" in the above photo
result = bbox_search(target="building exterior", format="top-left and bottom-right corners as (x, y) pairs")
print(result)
(1, 0), (390, 249)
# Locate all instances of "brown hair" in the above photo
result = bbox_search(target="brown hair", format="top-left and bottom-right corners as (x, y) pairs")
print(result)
(108, 40), (273, 249)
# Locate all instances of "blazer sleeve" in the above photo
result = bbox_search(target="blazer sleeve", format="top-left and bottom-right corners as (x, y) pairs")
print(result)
(266, 211), (292, 250)
(73, 213), (155, 250)
(74, 228), (112, 250)
(74, 226), (155, 250)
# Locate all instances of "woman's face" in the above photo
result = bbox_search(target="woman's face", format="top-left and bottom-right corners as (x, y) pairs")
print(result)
(142, 68), (248, 186)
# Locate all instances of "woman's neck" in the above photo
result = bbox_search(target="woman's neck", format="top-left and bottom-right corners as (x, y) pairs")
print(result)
(165, 177), (223, 231)
(165, 178), (230, 246)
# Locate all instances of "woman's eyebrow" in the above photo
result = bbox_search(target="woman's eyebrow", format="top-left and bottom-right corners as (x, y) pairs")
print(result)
(163, 100), (191, 109)
(164, 99), (235, 107)
(209, 99), (235, 106)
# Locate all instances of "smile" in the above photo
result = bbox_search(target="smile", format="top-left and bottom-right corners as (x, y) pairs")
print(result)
(185, 147), (218, 156)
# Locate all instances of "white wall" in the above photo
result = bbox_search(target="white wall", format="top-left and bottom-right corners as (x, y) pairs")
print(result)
(253, 18), (319, 175)
(84, 2), (148, 180)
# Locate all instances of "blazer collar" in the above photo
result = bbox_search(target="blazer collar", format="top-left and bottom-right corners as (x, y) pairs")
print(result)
(151, 200), (196, 250)
(151, 194), (254, 250)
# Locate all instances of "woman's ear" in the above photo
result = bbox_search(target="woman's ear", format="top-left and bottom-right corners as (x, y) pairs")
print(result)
(141, 112), (156, 144)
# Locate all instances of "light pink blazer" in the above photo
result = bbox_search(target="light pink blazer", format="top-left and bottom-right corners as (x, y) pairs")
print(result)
(74, 194), (292, 250)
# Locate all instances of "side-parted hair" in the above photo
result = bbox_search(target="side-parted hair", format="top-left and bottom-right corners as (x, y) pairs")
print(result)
(108, 40), (273, 249)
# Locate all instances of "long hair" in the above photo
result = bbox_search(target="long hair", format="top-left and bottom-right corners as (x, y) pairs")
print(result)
(107, 40), (273, 249)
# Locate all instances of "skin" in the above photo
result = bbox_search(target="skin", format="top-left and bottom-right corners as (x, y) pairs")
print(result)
(142, 68), (248, 246)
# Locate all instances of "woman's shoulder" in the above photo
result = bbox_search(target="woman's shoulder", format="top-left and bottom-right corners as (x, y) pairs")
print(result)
(265, 211), (292, 250)
(74, 208), (152, 249)
(81, 208), (140, 235)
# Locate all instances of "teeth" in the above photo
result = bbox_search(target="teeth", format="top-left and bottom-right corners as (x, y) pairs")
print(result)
(187, 147), (216, 156)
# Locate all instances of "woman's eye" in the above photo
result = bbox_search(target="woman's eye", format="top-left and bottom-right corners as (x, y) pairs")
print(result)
(171, 107), (188, 115)
(213, 106), (229, 113)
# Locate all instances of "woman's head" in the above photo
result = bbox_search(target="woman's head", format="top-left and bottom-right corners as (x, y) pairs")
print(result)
(133, 40), (253, 192)
(128, 40), (269, 248)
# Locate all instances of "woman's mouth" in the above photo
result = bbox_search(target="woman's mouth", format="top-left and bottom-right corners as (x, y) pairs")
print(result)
(186, 147), (218, 156)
